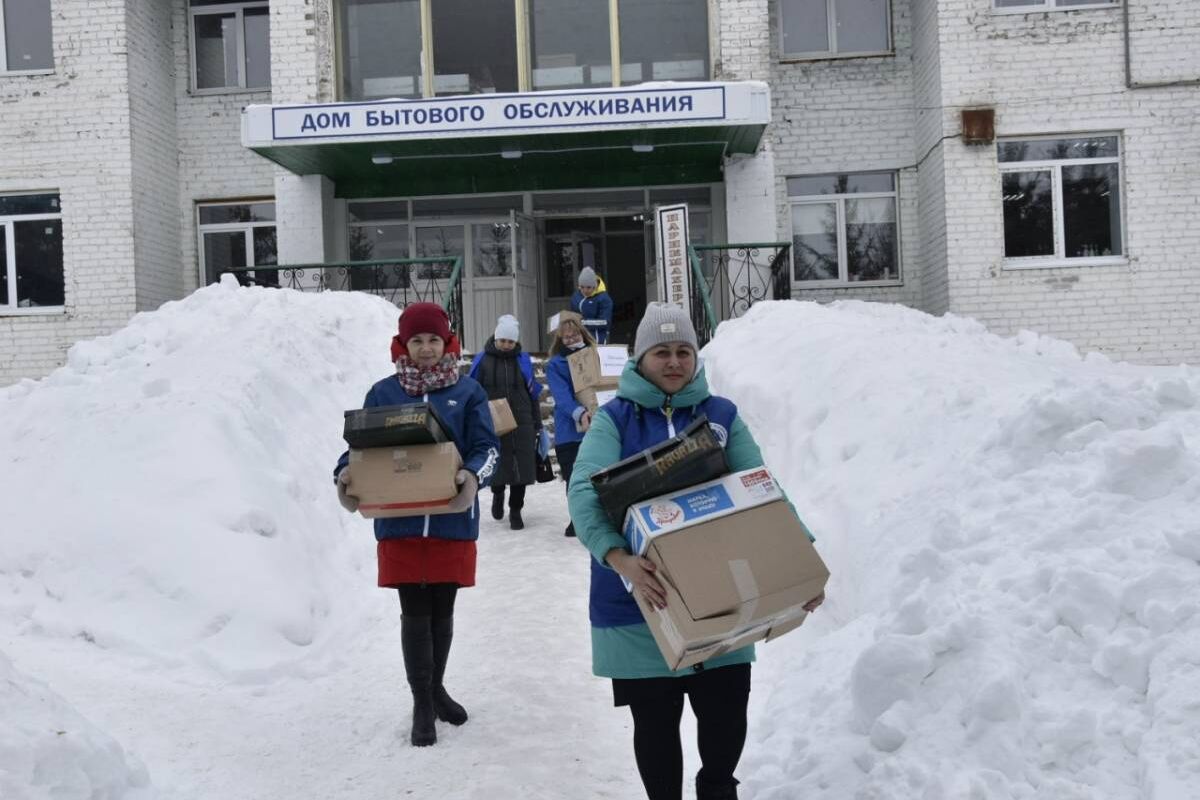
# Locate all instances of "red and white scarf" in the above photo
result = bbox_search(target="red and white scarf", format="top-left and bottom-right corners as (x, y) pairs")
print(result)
(396, 354), (460, 396)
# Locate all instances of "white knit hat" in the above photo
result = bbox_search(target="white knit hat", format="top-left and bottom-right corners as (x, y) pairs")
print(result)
(494, 314), (520, 342)
(633, 302), (698, 363)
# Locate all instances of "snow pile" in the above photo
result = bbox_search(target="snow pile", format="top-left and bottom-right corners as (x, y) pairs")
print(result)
(0, 279), (399, 677)
(0, 650), (149, 800)
(704, 301), (1200, 800)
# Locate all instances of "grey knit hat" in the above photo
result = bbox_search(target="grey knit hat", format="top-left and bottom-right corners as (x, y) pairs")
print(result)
(577, 267), (598, 289)
(633, 302), (699, 363)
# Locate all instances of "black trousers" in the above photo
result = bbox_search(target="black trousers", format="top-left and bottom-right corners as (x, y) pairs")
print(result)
(615, 664), (751, 800)
(490, 483), (526, 509)
(396, 583), (458, 620)
(555, 441), (581, 494)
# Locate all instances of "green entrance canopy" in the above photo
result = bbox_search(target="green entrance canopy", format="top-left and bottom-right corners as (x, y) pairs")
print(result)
(242, 81), (770, 197)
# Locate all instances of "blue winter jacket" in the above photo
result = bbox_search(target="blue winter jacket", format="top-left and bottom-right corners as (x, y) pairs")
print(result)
(334, 374), (500, 542)
(570, 288), (614, 344)
(545, 349), (589, 447)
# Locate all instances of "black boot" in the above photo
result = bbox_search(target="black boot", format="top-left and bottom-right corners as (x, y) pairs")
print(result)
(430, 616), (468, 725)
(509, 508), (525, 530)
(400, 615), (438, 746)
(490, 487), (505, 520)
(696, 777), (740, 800)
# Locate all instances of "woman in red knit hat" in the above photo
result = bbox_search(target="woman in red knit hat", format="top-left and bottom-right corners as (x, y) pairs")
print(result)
(334, 302), (499, 747)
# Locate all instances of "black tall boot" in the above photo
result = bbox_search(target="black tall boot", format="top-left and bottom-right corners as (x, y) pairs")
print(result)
(490, 487), (505, 520)
(400, 615), (438, 746)
(430, 616), (468, 725)
(696, 776), (740, 800)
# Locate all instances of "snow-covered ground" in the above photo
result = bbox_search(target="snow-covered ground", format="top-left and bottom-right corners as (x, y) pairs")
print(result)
(1, 281), (1198, 799)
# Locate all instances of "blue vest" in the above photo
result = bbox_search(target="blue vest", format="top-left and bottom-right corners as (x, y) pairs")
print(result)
(589, 395), (739, 628)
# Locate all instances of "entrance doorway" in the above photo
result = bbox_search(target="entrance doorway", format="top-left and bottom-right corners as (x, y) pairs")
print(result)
(542, 214), (647, 345)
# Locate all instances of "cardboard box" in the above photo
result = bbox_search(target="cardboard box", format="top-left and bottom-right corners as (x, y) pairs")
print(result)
(348, 443), (463, 518)
(489, 398), (518, 436)
(574, 387), (618, 415)
(591, 416), (728, 527)
(343, 403), (450, 449)
(567, 345), (627, 391)
(622, 468), (829, 670)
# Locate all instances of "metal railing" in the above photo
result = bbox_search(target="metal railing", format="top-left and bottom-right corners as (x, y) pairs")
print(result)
(220, 257), (466, 338)
(686, 243), (792, 346)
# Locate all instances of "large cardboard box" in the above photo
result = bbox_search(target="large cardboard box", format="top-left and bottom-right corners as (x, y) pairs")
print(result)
(622, 468), (829, 670)
(343, 403), (450, 449)
(592, 416), (728, 527)
(567, 345), (627, 391)
(489, 398), (518, 436)
(348, 443), (463, 518)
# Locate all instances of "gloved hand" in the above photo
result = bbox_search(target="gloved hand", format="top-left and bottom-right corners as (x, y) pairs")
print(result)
(336, 469), (359, 513)
(444, 469), (478, 514)
(537, 428), (551, 460)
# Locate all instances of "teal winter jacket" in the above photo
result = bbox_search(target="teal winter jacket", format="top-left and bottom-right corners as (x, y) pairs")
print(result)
(567, 360), (770, 679)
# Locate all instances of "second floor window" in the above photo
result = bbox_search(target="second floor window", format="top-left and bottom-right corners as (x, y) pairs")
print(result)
(190, 0), (271, 92)
(779, 0), (891, 59)
(0, 0), (53, 72)
(336, 0), (710, 101)
(994, 0), (1118, 10)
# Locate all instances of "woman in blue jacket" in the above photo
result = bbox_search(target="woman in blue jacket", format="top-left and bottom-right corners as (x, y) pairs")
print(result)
(544, 310), (598, 537)
(334, 303), (499, 748)
(570, 267), (614, 343)
(566, 303), (825, 800)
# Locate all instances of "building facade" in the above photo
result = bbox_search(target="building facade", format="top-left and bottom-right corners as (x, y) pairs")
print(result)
(1, 0), (1197, 385)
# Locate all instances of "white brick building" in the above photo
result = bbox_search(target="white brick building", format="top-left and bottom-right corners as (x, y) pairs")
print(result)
(1, 0), (1196, 384)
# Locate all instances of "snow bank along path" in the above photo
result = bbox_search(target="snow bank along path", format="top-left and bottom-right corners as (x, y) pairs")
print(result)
(705, 301), (1200, 800)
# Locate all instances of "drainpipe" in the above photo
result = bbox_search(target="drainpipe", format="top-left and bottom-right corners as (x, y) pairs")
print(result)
(1124, 1), (1200, 89)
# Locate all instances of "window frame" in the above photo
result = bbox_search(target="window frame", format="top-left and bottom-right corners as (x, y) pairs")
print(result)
(335, 0), (712, 100)
(188, 0), (271, 95)
(778, 0), (894, 62)
(196, 201), (278, 286)
(997, 133), (1127, 270)
(0, 0), (55, 75)
(992, 0), (1120, 15)
(787, 171), (903, 289)
(0, 192), (65, 315)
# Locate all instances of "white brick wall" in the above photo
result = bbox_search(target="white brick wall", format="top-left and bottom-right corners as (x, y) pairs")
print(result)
(935, 0), (1200, 363)
(0, 0), (138, 385)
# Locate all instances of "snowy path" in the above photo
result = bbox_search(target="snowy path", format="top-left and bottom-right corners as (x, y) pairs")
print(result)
(3, 483), (658, 799)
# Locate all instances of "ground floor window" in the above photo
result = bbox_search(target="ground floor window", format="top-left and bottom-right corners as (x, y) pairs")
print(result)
(998, 134), (1123, 265)
(0, 193), (64, 312)
(788, 172), (900, 285)
(198, 201), (277, 285)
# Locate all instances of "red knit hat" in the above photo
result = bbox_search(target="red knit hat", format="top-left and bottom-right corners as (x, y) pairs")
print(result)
(391, 302), (460, 362)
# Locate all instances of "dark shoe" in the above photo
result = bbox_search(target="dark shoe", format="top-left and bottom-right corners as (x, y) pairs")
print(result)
(564, 521), (576, 538)
(490, 488), (505, 520)
(509, 508), (525, 530)
(696, 777), (739, 800)
(430, 616), (468, 725)
(401, 615), (438, 746)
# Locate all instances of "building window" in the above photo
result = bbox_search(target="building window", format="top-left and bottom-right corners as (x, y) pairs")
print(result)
(779, 0), (891, 59)
(788, 172), (900, 285)
(998, 135), (1123, 263)
(0, 194), (64, 312)
(198, 202), (277, 285)
(0, 0), (53, 72)
(190, 1), (271, 92)
(994, 0), (1118, 11)
(335, 0), (710, 100)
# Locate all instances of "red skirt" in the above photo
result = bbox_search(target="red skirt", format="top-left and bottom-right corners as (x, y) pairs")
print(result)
(377, 537), (477, 588)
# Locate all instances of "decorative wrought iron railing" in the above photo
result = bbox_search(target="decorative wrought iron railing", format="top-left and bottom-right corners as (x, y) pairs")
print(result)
(686, 243), (792, 346)
(220, 257), (466, 338)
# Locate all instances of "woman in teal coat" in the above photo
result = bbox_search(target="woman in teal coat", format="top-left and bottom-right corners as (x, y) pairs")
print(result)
(567, 303), (824, 800)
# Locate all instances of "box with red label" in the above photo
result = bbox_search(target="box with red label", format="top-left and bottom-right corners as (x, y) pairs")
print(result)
(621, 468), (829, 670)
(348, 443), (463, 519)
